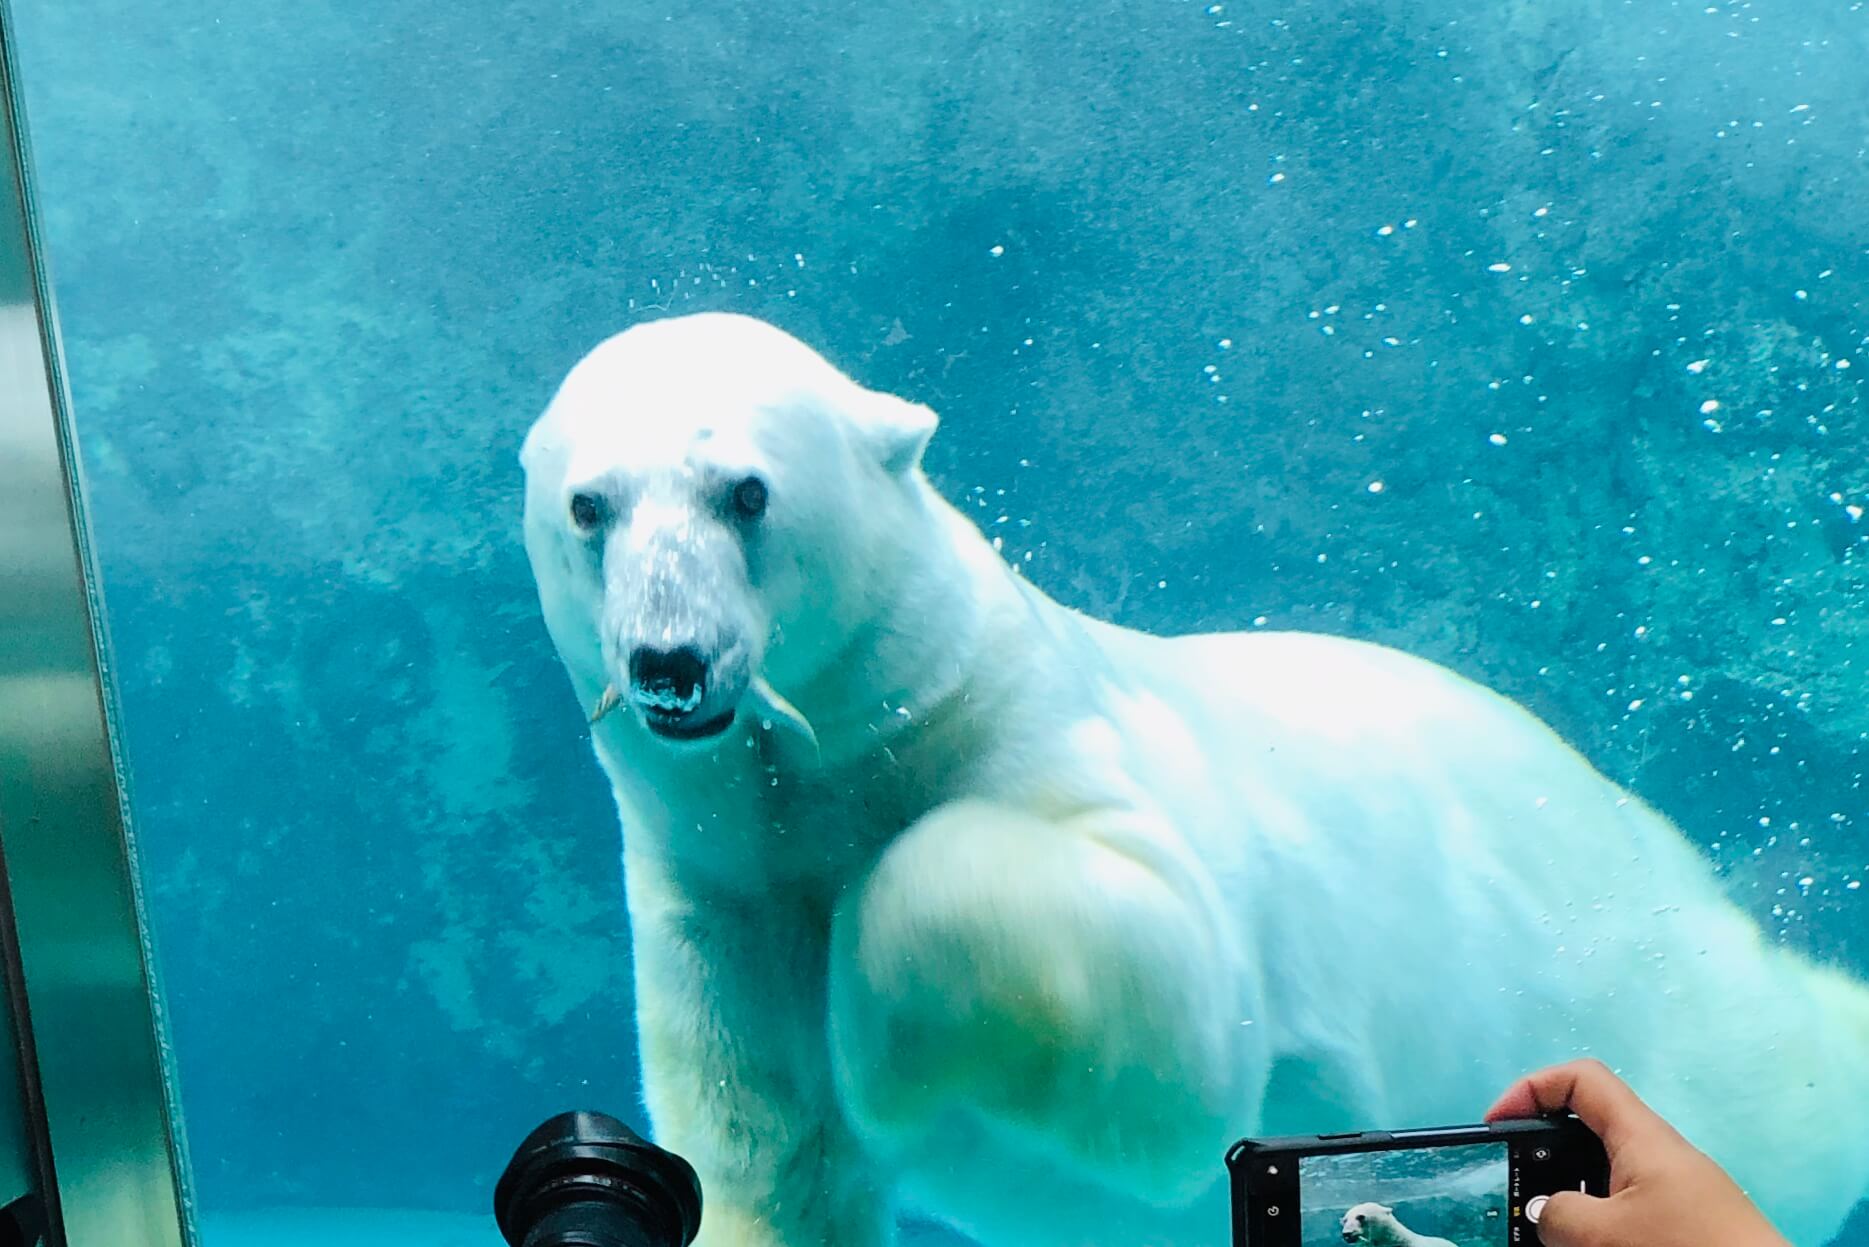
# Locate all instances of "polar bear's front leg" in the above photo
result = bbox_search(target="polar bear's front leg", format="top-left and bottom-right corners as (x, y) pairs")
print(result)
(627, 853), (891, 1247)
(827, 799), (1260, 1205)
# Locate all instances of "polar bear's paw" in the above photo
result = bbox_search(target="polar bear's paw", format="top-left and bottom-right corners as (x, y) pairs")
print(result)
(827, 799), (1255, 1204)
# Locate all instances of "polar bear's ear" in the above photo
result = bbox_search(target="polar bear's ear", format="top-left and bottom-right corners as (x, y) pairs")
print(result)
(860, 390), (938, 475)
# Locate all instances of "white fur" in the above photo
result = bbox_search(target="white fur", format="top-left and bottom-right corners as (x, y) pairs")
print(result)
(521, 312), (1869, 1247)
(1340, 1204), (1455, 1247)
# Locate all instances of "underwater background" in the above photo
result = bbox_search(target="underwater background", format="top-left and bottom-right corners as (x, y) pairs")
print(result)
(7, 0), (1867, 1242)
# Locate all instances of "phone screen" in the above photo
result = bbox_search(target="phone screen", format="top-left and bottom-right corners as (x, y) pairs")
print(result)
(1231, 1119), (1606, 1247)
(1298, 1143), (1508, 1247)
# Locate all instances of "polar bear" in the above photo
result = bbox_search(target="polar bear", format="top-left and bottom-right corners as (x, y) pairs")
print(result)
(1340, 1204), (1455, 1247)
(520, 311), (1869, 1247)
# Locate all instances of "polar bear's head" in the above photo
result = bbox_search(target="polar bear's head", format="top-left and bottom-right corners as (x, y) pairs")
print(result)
(1341, 1203), (1397, 1245)
(521, 312), (937, 746)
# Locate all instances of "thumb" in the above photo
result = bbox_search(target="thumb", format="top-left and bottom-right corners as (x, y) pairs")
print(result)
(1531, 1190), (1616, 1247)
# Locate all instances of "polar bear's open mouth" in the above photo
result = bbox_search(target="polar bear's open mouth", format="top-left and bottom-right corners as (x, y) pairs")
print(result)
(644, 707), (737, 742)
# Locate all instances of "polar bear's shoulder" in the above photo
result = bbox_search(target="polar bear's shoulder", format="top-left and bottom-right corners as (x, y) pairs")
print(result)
(1150, 627), (1518, 733)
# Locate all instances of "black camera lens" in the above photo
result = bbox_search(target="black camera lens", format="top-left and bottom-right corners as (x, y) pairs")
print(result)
(494, 1110), (702, 1247)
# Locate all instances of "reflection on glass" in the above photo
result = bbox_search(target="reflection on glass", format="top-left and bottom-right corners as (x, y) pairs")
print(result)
(6, 3), (1867, 1247)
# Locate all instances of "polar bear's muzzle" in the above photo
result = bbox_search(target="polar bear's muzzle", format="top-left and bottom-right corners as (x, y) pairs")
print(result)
(585, 500), (763, 745)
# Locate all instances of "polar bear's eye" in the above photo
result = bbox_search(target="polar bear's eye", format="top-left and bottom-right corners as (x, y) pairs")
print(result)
(732, 475), (769, 521)
(569, 492), (607, 531)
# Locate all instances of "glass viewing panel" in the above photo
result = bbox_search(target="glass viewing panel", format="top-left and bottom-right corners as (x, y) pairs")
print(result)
(8, 3), (1867, 1247)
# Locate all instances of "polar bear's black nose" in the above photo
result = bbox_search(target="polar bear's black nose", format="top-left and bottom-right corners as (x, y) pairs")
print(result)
(628, 645), (710, 714)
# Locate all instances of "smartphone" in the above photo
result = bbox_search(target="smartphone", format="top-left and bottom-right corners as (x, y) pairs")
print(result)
(1228, 1118), (1609, 1247)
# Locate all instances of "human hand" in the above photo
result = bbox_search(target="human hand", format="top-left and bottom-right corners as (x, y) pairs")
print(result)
(1485, 1058), (1790, 1247)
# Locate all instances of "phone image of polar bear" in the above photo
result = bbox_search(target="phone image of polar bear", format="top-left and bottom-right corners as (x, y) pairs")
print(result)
(1299, 1145), (1506, 1247)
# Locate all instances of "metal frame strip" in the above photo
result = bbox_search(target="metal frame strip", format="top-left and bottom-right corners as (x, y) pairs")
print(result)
(0, 4), (193, 1244)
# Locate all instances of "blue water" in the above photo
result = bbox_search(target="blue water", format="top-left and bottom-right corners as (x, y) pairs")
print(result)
(7, 1), (1867, 1245)
(199, 1212), (488, 1247)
